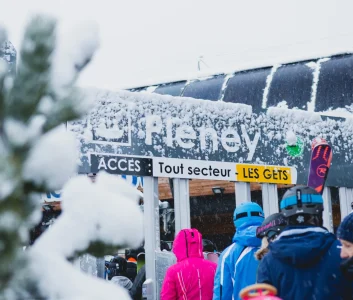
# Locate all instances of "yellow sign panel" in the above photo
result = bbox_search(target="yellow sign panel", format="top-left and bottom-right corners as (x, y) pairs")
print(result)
(235, 164), (296, 184)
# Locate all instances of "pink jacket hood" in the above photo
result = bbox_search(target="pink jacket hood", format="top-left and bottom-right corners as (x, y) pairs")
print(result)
(161, 228), (216, 300)
(172, 228), (203, 262)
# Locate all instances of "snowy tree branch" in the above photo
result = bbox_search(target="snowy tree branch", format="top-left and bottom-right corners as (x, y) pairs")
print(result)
(42, 88), (91, 132)
(7, 16), (55, 124)
(0, 60), (7, 136)
(0, 26), (6, 46)
(0, 15), (142, 300)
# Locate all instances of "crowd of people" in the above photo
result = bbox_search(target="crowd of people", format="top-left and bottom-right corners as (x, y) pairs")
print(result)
(32, 183), (353, 299)
(160, 185), (353, 300)
(106, 238), (219, 299)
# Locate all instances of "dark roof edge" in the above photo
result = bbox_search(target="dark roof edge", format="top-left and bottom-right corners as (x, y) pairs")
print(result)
(123, 51), (353, 91)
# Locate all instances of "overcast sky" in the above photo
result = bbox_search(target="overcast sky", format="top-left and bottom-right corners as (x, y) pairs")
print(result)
(2, 0), (353, 90)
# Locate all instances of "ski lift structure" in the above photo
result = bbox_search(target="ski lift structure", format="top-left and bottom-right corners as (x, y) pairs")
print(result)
(64, 52), (353, 299)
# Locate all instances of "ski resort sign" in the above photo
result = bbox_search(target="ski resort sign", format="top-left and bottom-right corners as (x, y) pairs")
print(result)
(68, 90), (353, 187)
(153, 157), (236, 181)
(89, 154), (297, 183)
(152, 157), (296, 184)
(235, 164), (295, 184)
(90, 154), (153, 176)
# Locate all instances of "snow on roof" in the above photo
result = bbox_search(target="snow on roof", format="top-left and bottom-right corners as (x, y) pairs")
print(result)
(123, 51), (353, 90)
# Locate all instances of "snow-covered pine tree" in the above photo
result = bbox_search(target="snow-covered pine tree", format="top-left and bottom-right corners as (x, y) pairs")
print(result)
(0, 15), (143, 299)
(0, 40), (16, 76)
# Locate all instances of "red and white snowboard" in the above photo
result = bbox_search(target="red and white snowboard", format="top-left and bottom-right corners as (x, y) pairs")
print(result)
(307, 137), (333, 194)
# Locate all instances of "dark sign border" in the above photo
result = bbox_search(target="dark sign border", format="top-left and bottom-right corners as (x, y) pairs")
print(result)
(90, 154), (153, 176)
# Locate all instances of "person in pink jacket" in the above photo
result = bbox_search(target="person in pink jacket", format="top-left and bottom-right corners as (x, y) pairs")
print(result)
(161, 228), (217, 300)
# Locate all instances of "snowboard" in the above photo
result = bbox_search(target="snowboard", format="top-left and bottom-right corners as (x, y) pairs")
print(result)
(307, 137), (332, 194)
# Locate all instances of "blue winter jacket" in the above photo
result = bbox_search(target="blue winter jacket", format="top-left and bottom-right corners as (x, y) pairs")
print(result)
(257, 226), (353, 300)
(213, 220), (262, 300)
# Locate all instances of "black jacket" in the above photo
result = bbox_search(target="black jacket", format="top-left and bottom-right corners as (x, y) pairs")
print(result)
(129, 265), (146, 300)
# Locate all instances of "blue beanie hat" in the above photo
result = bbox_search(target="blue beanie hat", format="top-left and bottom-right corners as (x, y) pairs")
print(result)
(337, 213), (353, 243)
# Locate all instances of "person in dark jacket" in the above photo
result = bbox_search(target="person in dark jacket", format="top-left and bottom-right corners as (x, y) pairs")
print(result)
(105, 255), (128, 280)
(337, 212), (353, 280)
(125, 248), (138, 282)
(257, 186), (353, 299)
(129, 247), (145, 300)
(129, 264), (146, 300)
(130, 242), (170, 300)
(254, 212), (287, 260)
(203, 239), (219, 263)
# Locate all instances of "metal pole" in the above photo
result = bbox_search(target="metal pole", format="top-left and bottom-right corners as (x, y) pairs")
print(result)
(173, 178), (191, 231)
(339, 187), (351, 220)
(261, 183), (279, 217)
(96, 258), (105, 279)
(338, 187), (349, 220)
(322, 187), (334, 232)
(143, 177), (159, 300)
(348, 188), (353, 216)
(235, 182), (251, 207)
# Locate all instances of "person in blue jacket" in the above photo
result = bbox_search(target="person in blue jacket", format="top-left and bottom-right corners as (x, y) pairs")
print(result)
(257, 186), (353, 300)
(213, 202), (264, 300)
(337, 212), (353, 281)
